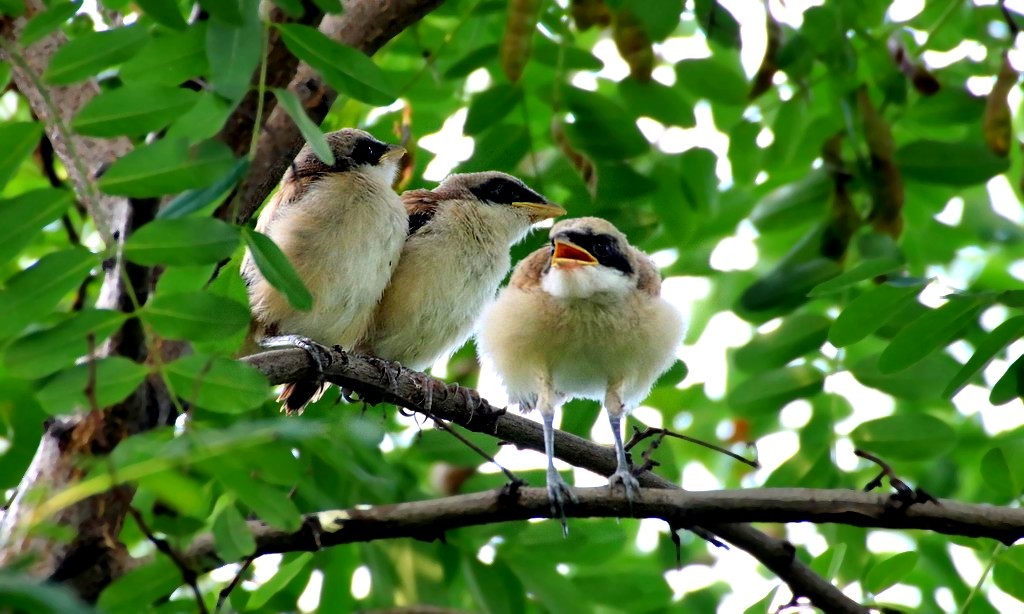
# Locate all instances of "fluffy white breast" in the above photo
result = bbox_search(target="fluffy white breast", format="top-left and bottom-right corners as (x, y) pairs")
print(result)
(540, 265), (634, 300)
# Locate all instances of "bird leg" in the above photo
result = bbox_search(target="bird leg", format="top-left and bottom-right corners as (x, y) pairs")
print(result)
(605, 386), (640, 506)
(260, 335), (333, 414)
(539, 385), (576, 536)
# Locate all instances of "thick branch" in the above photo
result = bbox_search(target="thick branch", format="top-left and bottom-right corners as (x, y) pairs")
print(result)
(219, 0), (445, 225)
(0, 9), (129, 243)
(243, 347), (867, 614)
(183, 486), (1024, 572)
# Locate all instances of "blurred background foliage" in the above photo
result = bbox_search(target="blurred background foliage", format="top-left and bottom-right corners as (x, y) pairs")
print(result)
(2, 0), (1024, 611)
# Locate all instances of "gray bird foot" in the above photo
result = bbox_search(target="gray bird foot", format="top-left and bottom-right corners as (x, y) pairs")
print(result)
(261, 335), (333, 375)
(546, 467), (579, 537)
(608, 468), (641, 507)
(411, 371), (434, 411)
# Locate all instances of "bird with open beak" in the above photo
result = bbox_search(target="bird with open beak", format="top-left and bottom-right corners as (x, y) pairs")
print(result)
(357, 172), (565, 375)
(242, 128), (408, 413)
(477, 217), (684, 530)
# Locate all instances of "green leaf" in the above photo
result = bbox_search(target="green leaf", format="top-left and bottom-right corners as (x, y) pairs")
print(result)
(200, 0), (243, 23)
(164, 92), (235, 145)
(44, 25), (149, 84)
(564, 87), (648, 160)
(163, 354), (268, 412)
(443, 44), (498, 79)
(138, 470), (210, 518)
(20, 2), (80, 47)
(851, 413), (956, 460)
(141, 291), (250, 342)
(124, 217), (240, 266)
(204, 461), (304, 530)
(0, 248), (98, 341)
(463, 558), (526, 614)
(98, 558), (180, 614)
(618, 78), (695, 127)
(242, 227), (313, 311)
(990, 354), (1024, 406)
(4, 309), (126, 379)
(810, 544), (846, 581)
(675, 57), (748, 106)
(99, 139), (237, 197)
(734, 313), (831, 372)
(896, 140), (1010, 186)
(878, 296), (985, 373)
(994, 547), (1024, 602)
(465, 84), (522, 135)
(246, 553), (313, 609)
(275, 23), (397, 105)
(863, 551), (918, 595)
(980, 443), (1024, 499)
(0, 62), (10, 91)
(851, 353), (961, 401)
(0, 122), (44, 192)
(135, 0), (186, 29)
(626, 0), (685, 41)
(72, 85), (200, 137)
(828, 279), (926, 347)
(158, 157), (250, 219)
(121, 25), (208, 85)
(749, 170), (831, 232)
(808, 256), (904, 297)
(727, 365), (824, 416)
(0, 188), (72, 264)
(37, 357), (149, 415)
(206, 0), (262, 100)
(0, 574), (94, 614)
(272, 88), (334, 164)
(212, 498), (256, 561)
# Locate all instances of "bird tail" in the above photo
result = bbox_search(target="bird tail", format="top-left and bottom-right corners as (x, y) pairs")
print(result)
(277, 381), (330, 415)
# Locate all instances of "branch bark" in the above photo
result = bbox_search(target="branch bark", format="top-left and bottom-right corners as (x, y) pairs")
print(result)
(242, 347), (869, 613)
(218, 0), (446, 225)
(0, 0), (444, 602)
(182, 486), (1024, 572)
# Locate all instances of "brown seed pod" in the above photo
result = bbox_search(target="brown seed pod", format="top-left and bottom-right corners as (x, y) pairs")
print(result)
(887, 37), (940, 96)
(570, 0), (611, 30)
(500, 0), (542, 83)
(858, 89), (904, 239)
(551, 117), (597, 196)
(392, 104), (415, 191)
(612, 9), (653, 83)
(984, 53), (1017, 158)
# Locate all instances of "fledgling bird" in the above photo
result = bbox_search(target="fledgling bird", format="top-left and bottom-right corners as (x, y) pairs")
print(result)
(477, 217), (684, 528)
(357, 172), (565, 374)
(241, 128), (408, 413)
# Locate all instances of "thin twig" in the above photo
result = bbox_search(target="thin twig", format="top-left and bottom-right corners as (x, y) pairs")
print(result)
(216, 555), (254, 613)
(422, 408), (523, 487)
(854, 448), (939, 508)
(127, 506), (209, 614)
(625, 426), (759, 468)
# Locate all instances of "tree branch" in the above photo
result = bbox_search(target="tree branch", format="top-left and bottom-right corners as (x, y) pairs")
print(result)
(182, 486), (1024, 573)
(219, 0), (446, 225)
(241, 347), (868, 613)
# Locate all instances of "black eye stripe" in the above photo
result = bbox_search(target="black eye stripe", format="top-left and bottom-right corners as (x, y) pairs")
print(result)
(469, 177), (547, 205)
(552, 230), (633, 275)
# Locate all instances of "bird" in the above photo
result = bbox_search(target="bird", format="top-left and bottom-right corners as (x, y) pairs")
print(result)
(356, 172), (565, 380)
(241, 128), (408, 413)
(476, 217), (685, 531)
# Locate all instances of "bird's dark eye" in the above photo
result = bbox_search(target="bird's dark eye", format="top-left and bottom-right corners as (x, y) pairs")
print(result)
(470, 176), (545, 205)
(351, 138), (384, 165)
(592, 241), (612, 258)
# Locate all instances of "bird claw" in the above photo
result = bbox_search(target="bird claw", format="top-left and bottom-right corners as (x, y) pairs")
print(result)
(546, 467), (578, 537)
(261, 335), (333, 378)
(412, 371), (434, 411)
(608, 468), (640, 506)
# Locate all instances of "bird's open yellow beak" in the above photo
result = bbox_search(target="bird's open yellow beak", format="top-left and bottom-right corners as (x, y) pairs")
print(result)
(512, 201), (566, 222)
(380, 145), (407, 162)
(551, 240), (598, 267)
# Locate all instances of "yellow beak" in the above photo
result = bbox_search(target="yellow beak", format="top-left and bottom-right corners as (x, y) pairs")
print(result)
(512, 201), (567, 222)
(380, 145), (407, 162)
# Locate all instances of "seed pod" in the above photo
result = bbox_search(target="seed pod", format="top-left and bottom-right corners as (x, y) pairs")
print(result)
(887, 37), (940, 96)
(749, 14), (781, 100)
(858, 89), (904, 239)
(820, 135), (861, 261)
(500, 0), (542, 83)
(612, 9), (653, 83)
(984, 53), (1017, 158)
(392, 104), (415, 191)
(552, 117), (597, 196)
(570, 0), (611, 30)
